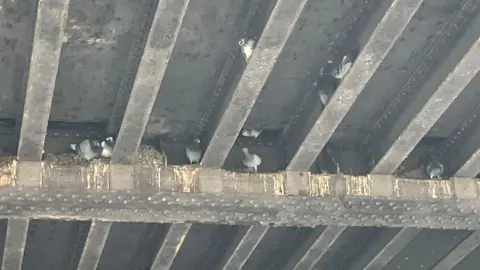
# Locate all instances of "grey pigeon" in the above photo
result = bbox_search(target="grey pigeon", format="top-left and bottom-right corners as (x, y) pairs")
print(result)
(100, 136), (115, 158)
(314, 75), (339, 107)
(331, 54), (353, 80)
(186, 138), (202, 164)
(426, 160), (444, 179)
(330, 50), (359, 80)
(70, 139), (103, 161)
(242, 148), (262, 172)
(241, 128), (262, 138)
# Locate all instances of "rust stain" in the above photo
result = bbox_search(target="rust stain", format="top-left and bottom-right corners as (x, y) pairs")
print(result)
(172, 165), (199, 192)
(0, 159), (16, 187)
(272, 173), (285, 195)
(309, 174), (330, 196)
(346, 175), (372, 196)
(424, 180), (452, 199)
(394, 179), (453, 199)
(82, 160), (110, 190)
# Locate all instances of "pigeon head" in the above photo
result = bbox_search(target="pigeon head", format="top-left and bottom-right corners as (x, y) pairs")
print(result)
(193, 138), (201, 144)
(105, 137), (114, 143)
(242, 148), (249, 154)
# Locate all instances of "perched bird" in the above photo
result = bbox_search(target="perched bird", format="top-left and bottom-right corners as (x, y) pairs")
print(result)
(186, 138), (202, 164)
(70, 139), (103, 161)
(331, 54), (353, 79)
(100, 136), (115, 158)
(331, 49), (359, 80)
(426, 160), (444, 179)
(314, 75), (339, 106)
(241, 128), (262, 138)
(318, 91), (330, 106)
(242, 148), (262, 172)
(239, 38), (256, 62)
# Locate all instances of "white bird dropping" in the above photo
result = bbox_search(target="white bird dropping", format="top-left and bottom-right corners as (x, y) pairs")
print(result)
(241, 128), (262, 138)
(186, 138), (202, 164)
(242, 148), (262, 172)
(426, 160), (444, 179)
(239, 38), (256, 62)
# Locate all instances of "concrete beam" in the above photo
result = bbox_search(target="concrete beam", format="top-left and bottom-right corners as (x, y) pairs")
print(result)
(219, 226), (268, 270)
(1, 218), (29, 270)
(0, 161), (478, 229)
(371, 28), (480, 175)
(285, 226), (346, 270)
(431, 230), (480, 270)
(200, 0), (308, 168)
(77, 221), (111, 270)
(17, 0), (70, 161)
(285, 0), (424, 171)
(150, 223), (191, 270)
(362, 228), (420, 270)
(111, 0), (189, 164)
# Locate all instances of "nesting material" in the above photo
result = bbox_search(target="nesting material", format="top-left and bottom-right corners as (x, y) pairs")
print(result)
(43, 153), (89, 166)
(136, 145), (166, 167)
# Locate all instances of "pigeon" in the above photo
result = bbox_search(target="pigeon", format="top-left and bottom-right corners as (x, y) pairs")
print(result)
(186, 138), (202, 164)
(314, 75), (339, 106)
(100, 136), (115, 158)
(239, 38), (256, 62)
(330, 49), (359, 80)
(426, 160), (444, 179)
(318, 90), (330, 106)
(241, 128), (262, 138)
(242, 148), (262, 172)
(70, 139), (103, 161)
(331, 54), (353, 80)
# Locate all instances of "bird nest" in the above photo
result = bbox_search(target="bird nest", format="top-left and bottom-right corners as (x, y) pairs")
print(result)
(135, 145), (167, 167)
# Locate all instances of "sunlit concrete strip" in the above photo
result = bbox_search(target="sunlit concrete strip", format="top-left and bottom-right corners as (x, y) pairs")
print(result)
(371, 37), (480, 174)
(150, 223), (191, 270)
(286, 0), (424, 171)
(200, 0), (308, 168)
(77, 221), (112, 270)
(1, 218), (29, 270)
(285, 226), (346, 270)
(17, 0), (70, 162)
(431, 230), (480, 270)
(219, 226), (269, 270)
(362, 228), (420, 270)
(111, 0), (190, 164)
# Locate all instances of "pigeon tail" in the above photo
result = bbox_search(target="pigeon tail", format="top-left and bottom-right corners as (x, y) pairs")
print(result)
(69, 144), (77, 151)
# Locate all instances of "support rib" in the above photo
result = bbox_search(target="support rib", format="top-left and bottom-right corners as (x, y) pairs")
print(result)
(362, 228), (420, 270)
(150, 223), (191, 270)
(286, 226), (346, 270)
(111, 0), (190, 164)
(200, 0), (308, 168)
(286, 0), (424, 171)
(76, 221), (112, 270)
(219, 226), (269, 270)
(1, 218), (29, 270)
(431, 230), (480, 270)
(17, 0), (70, 161)
(371, 37), (480, 174)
